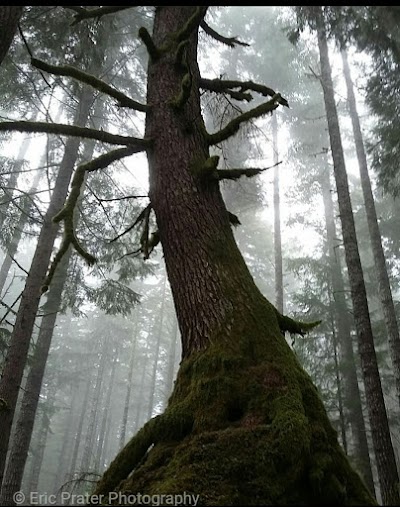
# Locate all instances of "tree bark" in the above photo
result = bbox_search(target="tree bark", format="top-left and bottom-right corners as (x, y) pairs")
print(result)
(94, 7), (374, 505)
(0, 249), (71, 506)
(0, 7), (23, 66)
(0, 86), (93, 487)
(342, 48), (400, 410)
(317, 10), (399, 504)
(320, 167), (375, 495)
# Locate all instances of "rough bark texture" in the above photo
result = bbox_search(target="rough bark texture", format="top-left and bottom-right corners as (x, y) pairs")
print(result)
(342, 48), (400, 410)
(320, 167), (375, 495)
(0, 87), (93, 486)
(0, 7), (23, 66)
(317, 10), (399, 505)
(94, 7), (374, 505)
(0, 250), (71, 506)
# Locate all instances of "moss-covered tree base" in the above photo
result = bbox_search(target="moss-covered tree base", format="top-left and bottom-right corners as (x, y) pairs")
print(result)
(94, 301), (375, 506)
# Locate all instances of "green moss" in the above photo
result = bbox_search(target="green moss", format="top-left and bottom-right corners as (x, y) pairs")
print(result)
(93, 298), (375, 506)
(190, 155), (219, 181)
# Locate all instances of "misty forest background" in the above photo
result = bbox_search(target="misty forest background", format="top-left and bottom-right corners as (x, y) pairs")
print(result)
(0, 5), (400, 505)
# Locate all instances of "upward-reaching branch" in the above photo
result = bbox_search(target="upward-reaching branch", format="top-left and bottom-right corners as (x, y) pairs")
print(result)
(0, 121), (151, 149)
(31, 58), (149, 112)
(207, 94), (284, 146)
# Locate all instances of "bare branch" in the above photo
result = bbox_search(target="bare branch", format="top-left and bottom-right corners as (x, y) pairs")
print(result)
(62, 6), (133, 26)
(109, 204), (152, 243)
(207, 94), (283, 146)
(200, 20), (249, 48)
(200, 78), (289, 107)
(0, 121), (151, 149)
(31, 58), (148, 112)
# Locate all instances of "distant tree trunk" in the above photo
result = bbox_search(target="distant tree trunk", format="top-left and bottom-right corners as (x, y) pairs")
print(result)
(119, 311), (139, 450)
(132, 339), (151, 434)
(272, 113), (283, 313)
(342, 48), (400, 410)
(95, 7), (374, 505)
(68, 374), (92, 481)
(163, 317), (179, 407)
(320, 167), (375, 495)
(0, 7), (23, 66)
(25, 399), (54, 493)
(0, 86), (93, 486)
(0, 171), (41, 297)
(53, 383), (80, 493)
(80, 336), (107, 474)
(317, 10), (399, 504)
(0, 249), (71, 506)
(147, 276), (167, 419)
(94, 348), (118, 473)
(330, 327), (347, 454)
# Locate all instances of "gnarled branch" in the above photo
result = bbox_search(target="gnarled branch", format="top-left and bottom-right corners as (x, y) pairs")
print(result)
(200, 77), (289, 107)
(207, 94), (283, 146)
(200, 20), (249, 48)
(31, 58), (148, 112)
(62, 6), (133, 26)
(217, 161), (282, 181)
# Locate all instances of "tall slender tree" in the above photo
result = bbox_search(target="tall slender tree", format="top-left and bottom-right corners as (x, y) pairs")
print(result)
(313, 7), (399, 503)
(342, 48), (400, 410)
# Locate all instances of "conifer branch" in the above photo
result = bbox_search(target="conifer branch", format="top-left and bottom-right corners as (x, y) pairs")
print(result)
(41, 147), (138, 293)
(31, 58), (148, 112)
(200, 20), (249, 47)
(200, 78), (289, 107)
(207, 95), (282, 146)
(0, 121), (151, 149)
(62, 6), (133, 26)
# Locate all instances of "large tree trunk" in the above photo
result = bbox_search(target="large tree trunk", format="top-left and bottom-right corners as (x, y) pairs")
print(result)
(342, 48), (400, 410)
(0, 7), (23, 66)
(317, 10), (399, 504)
(0, 249), (71, 506)
(320, 167), (375, 495)
(94, 7), (374, 505)
(0, 87), (93, 486)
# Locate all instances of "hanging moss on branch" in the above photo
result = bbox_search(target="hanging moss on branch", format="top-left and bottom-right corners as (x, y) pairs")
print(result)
(31, 58), (148, 112)
(175, 7), (207, 43)
(200, 78), (289, 107)
(207, 96), (282, 146)
(41, 147), (137, 293)
(274, 308), (322, 336)
(170, 72), (192, 110)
